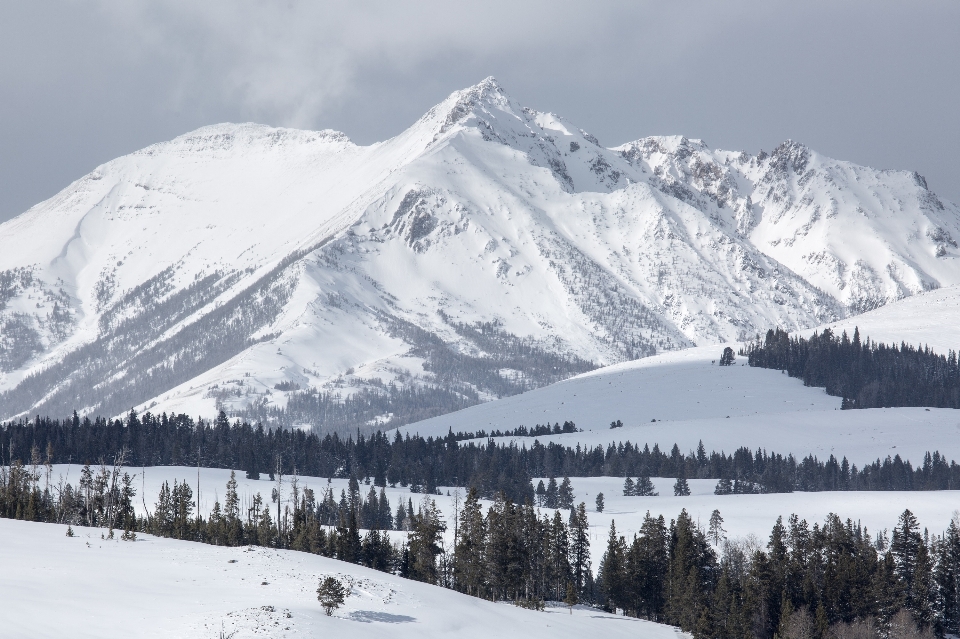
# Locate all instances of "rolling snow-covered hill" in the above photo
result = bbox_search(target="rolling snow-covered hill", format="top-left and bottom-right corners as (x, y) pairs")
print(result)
(0, 517), (687, 639)
(2, 78), (959, 428)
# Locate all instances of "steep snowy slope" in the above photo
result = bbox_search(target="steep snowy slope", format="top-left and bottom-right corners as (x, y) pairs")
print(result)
(2, 78), (958, 428)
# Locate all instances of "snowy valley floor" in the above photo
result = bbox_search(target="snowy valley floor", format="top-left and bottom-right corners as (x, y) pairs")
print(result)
(0, 517), (685, 639)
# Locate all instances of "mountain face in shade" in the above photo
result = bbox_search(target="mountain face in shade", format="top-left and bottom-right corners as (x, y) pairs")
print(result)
(2, 78), (958, 429)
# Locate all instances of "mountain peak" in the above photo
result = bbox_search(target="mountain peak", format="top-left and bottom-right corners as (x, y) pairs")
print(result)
(413, 77), (517, 140)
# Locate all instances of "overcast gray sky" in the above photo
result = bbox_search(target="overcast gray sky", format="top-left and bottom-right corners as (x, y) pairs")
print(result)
(2, 1), (958, 222)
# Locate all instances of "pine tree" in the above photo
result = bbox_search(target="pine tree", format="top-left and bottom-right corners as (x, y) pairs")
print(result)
(565, 581), (578, 614)
(569, 502), (591, 596)
(708, 510), (726, 546)
(720, 347), (735, 366)
(936, 516), (960, 635)
(317, 576), (346, 615)
(454, 488), (486, 596)
(558, 477), (574, 509)
(635, 475), (658, 497)
(714, 478), (733, 495)
(407, 497), (447, 585)
(674, 470), (691, 497)
(549, 509), (572, 600)
(601, 520), (627, 612)
(893, 508), (924, 616)
(535, 480), (547, 507)
(595, 492), (605, 513)
(623, 477), (636, 496)
(545, 477), (559, 508)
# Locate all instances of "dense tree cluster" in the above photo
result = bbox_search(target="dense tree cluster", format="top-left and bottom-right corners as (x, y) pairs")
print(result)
(746, 328), (960, 409)
(597, 508), (960, 639)
(4, 411), (960, 496)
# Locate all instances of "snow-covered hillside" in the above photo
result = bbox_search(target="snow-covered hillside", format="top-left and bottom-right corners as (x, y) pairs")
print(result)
(2, 78), (959, 428)
(398, 345), (960, 466)
(1, 517), (686, 639)
(800, 283), (960, 354)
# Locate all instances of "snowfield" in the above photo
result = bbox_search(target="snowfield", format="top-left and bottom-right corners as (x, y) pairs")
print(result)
(399, 345), (960, 466)
(803, 283), (960, 355)
(0, 517), (687, 639)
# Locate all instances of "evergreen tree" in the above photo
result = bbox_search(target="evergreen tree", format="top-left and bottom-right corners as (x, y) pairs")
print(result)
(623, 477), (636, 496)
(674, 470), (691, 497)
(708, 510), (726, 546)
(714, 478), (733, 495)
(596, 492), (605, 513)
(535, 480), (546, 507)
(545, 477), (559, 508)
(548, 509), (572, 600)
(569, 502), (591, 596)
(407, 497), (446, 585)
(317, 576), (346, 615)
(600, 519), (627, 612)
(719, 347), (735, 366)
(936, 516), (960, 635)
(635, 475), (658, 497)
(893, 509), (924, 615)
(454, 488), (486, 596)
(558, 477), (574, 509)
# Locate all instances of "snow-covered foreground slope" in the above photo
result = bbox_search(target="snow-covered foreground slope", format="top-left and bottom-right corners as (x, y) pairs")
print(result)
(0, 517), (685, 639)
(2, 78), (959, 429)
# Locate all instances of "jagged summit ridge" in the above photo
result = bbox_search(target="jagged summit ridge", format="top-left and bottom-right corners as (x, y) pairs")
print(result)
(0, 79), (958, 428)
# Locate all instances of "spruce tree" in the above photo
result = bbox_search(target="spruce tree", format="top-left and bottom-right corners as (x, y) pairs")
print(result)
(601, 520), (626, 612)
(454, 488), (486, 596)
(569, 502), (591, 596)
(623, 477), (636, 496)
(545, 477), (559, 508)
(595, 492), (605, 513)
(708, 510), (726, 546)
(673, 470), (691, 497)
(317, 576), (346, 615)
(635, 475), (658, 497)
(558, 477), (574, 509)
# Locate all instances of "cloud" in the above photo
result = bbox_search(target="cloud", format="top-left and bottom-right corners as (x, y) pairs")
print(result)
(1, 0), (959, 221)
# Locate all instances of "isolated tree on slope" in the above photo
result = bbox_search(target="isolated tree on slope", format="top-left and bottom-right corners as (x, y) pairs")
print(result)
(707, 509), (726, 546)
(595, 492), (605, 513)
(719, 347), (735, 366)
(317, 576), (346, 615)
(673, 470), (690, 497)
(635, 474), (658, 497)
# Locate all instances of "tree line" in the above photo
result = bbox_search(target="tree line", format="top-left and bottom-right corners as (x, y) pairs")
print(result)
(4, 410), (960, 495)
(745, 327), (960, 409)
(597, 508), (960, 639)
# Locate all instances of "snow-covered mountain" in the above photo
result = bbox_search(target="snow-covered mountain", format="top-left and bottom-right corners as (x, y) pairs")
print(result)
(2, 78), (959, 427)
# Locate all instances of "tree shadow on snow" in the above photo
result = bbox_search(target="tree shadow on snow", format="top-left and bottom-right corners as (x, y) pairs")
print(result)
(348, 610), (417, 624)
